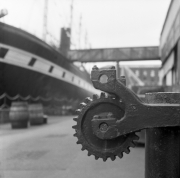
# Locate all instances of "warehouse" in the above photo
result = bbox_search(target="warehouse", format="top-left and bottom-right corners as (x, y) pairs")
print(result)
(160, 0), (180, 86)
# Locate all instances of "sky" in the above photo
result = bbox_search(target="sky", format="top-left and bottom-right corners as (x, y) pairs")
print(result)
(0, 0), (171, 71)
(0, 0), (171, 48)
(73, 0), (171, 48)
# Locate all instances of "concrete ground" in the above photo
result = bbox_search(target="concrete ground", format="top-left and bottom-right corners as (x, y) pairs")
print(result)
(0, 116), (145, 178)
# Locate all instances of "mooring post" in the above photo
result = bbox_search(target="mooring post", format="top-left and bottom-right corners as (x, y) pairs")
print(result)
(145, 93), (180, 178)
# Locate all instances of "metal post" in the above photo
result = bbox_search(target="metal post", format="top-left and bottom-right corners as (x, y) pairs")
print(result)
(145, 92), (180, 178)
(116, 61), (120, 79)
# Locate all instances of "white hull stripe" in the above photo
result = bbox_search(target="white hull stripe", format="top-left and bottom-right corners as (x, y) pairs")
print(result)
(0, 43), (100, 94)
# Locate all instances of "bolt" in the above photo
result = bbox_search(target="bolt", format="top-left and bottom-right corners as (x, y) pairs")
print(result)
(132, 105), (136, 110)
(110, 66), (115, 69)
(107, 112), (113, 118)
(99, 123), (108, 132)
(93, 115), (100, 119)
(92, 65), (99, 70)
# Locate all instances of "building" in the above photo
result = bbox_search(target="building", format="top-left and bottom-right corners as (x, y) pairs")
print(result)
(160, 0), (180, 86)
(121, 65), (160, 88)
(130, 66), (159, 86)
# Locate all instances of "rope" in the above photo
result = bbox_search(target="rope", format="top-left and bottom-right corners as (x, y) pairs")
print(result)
(5, 94), (20, 100)
(0, 93), (6, 99)
(19, 95), (31, 100)
(0, 93), (74, 104)
(54, 97), (66, 102)
(30, 96), (40, 101)
(39, 96), (52, 101)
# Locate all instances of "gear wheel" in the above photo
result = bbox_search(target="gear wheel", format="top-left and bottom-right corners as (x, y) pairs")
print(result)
(72, 92), (139, 161)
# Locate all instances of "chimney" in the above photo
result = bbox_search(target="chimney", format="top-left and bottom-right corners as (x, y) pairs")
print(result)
(59, 28), (71, 57)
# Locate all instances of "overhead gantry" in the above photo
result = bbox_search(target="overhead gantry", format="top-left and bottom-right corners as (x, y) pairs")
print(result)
(67, 46), (160, 81)
(67, 46), (160, 62)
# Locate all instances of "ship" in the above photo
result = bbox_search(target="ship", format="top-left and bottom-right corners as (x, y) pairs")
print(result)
(0, 22), (97, 113)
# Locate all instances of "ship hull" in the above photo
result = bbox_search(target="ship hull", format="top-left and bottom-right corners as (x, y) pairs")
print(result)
(0, 22), (96, 113)
(0, 62), (92, 99)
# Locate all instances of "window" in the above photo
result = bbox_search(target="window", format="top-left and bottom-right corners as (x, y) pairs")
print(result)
(150, 70), (155, 77)
(143, 71), (147, 76)
(135, 70), (139, 77)
(28, 57), (37, 66)
(49, 66), (54, 73)
(62, 72), (66, 78)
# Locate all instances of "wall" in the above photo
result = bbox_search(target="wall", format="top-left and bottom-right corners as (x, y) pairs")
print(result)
(131, 67), (159, 86)
(160, 0), (180, 85)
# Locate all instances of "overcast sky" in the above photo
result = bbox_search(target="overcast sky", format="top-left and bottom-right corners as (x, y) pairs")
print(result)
(0, 0), (171, 71)
(0, 0), (171, 49)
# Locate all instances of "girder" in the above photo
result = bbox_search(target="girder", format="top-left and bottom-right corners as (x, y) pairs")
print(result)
(68, 46), (160, 62)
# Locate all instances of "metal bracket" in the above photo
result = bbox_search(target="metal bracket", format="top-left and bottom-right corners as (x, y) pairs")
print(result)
(91, 66), (180, 139)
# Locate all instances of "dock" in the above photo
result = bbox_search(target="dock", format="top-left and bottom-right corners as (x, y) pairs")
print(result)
(0, 116), (145, 178)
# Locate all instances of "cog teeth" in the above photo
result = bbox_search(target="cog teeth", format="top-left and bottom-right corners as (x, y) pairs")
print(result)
(76, 140), (81, 144)
(79, 102), (86, 109)
(72, 125), (77, 130)
(87, 152), (92, 156)
(73, 133), (77, 137)
(73, 95), (138, 162)
(129, 141), (136, 148)
(124, 148), (130, 154)
(110, 155), (116, 161)
(76, 109), (81, 114)
(81, 146), (85, 151)
(118, 153), (123, 159)
(100, 92), (106, 98)
(73, 118), (78, 122)
(103, 156), (107, 162)
(84, 97), (92, 104)
(93, 94), (98, 100)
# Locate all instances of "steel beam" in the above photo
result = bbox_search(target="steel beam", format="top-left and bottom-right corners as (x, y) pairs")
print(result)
(68, 46), (160, 62)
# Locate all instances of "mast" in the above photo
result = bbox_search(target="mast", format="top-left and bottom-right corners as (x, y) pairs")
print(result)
(43, 0), (48, 41)
(78, 14), (82, 49)
(70, 0), (74, 49)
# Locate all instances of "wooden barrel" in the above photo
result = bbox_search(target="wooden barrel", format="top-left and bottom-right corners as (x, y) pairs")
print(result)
(9, 102), (29, 129)
(28, 103), (44, 125)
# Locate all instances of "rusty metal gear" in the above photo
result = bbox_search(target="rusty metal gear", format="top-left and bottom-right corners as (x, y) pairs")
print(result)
(72, 92), (139, 161)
